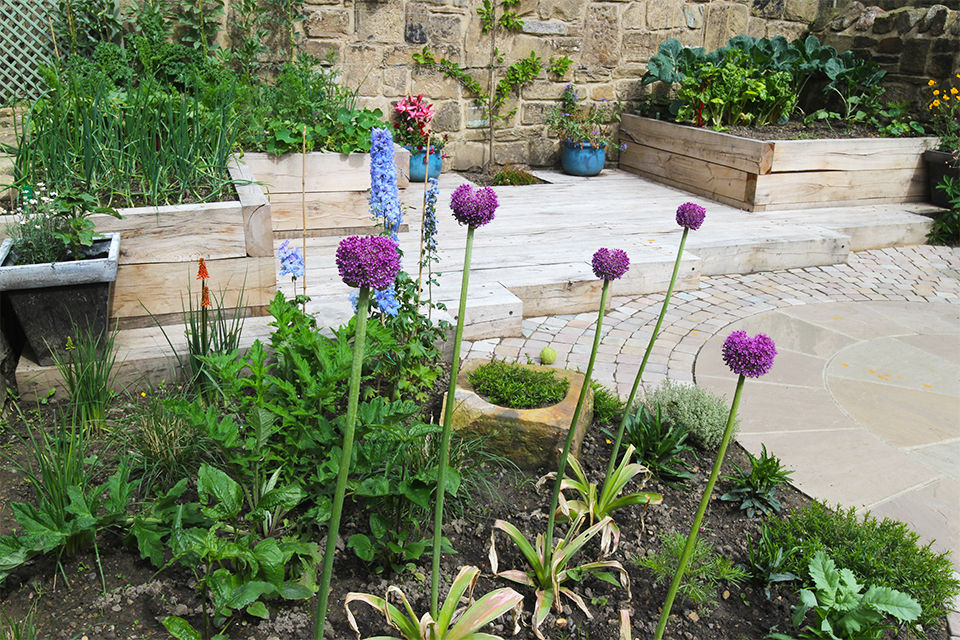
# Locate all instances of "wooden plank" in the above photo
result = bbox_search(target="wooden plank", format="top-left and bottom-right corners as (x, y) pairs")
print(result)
(243, 145), (411, 194)
(754, 167), (925, 207)
(619, 114), (773, 174)
(620, 141), (756, 207)
(270, 191), (372, 231)
(114, 305), (269, 330)
(94, 202), (248, 264)
(770, 137), (938, 172)
(112, 255), (276, 319)
(229, 157), (274, 257)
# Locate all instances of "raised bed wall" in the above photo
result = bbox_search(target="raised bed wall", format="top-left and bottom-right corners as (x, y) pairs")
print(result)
(618, 114), (939, 211)
(90, 157), (275, 328)
(243, 146), (410, 239)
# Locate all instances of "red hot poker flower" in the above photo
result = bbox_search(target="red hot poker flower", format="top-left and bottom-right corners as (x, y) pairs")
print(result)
(196, 258), (210, 281)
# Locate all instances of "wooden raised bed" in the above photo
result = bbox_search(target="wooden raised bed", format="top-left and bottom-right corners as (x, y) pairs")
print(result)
(88, 157), (275, 328)
(243, 146), (411, 239)
(619, 114), (939, 211)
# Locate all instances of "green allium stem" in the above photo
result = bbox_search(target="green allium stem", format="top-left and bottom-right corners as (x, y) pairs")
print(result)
(652, 373), (745, 640)
(605, 227), (689, 482)
(544, 279), (611, 569)
(431, 225), (475, 617)
(314, 287), (371, 640)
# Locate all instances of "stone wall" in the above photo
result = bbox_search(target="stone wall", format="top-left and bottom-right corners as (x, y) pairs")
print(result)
(297, 0), (820, 170)
(811, 2), (960, 108)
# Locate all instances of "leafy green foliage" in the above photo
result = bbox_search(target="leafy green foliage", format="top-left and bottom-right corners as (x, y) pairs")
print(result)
(54, 0), (124, 58)
(468, 360), (569, 409)
(743, 523), (799, 599)
(49, 323), (119, 434)
(768, 552), (921, 640)
(622, 403), (695, 486)
(547, 55), (574, 78)
(492, 166), (540, 186)
(720, 444), (793, 518)
(765, 501), (960, 628)
(0, 603), (39, 640)
(642, 379), (737, 450)
(591, 381), (625, 426)
(637, 531), (748, 613)
(547, 84), (622, 147)
(929, 175), (959, 245)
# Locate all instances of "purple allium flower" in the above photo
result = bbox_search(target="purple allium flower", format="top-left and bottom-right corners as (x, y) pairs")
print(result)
(336, 235), (401, 290)
(676, 202), (706, 231)
(591, 248), (630, 280)
(278, 240), (305, 280)
(450, 184), (498, 228)
(369, 128), (403, 240)
(722, 330), (777, 378)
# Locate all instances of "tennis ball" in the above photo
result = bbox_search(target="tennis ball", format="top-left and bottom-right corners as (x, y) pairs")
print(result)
(540, 347), (557, 365)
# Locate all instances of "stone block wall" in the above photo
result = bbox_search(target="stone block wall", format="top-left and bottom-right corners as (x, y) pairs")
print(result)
(294, 0), (820, 170)
(811, 2), (960, 108)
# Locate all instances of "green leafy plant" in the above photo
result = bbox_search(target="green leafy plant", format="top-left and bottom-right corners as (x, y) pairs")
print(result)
(54, 0), (124, 58)
(719, 444), (793, 518)
(642, 379), (738, 450)
(926, 74), (960, 153)
(547, 84), (622, 148)
(539, 444), (662, 556)
(48, 322), (119, 434)
(621, 403), (695, 487)
(0, 604), (39, 640)
(638, 531), (748, 613)
(468, 360), (569, 409)
(490, 514), (631, 640)
(767, 551), (921, 640)
(590, 381), (624, 426)
(345, 565), (522, 640)
(929, 175), (959, 245)
(547, 55), (573, 78)
(765, 501), (960, 629)
(743, 523), (799, 600)
(491, 166), (540, 186)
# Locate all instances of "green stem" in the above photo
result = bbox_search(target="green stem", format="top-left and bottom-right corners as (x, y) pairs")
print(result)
(314, 287), (371, 640)
(431, 226), (475, 617)
(606, 228), (689, 482)
(544, 279), (610, 570)
(652, 374), (745, 640)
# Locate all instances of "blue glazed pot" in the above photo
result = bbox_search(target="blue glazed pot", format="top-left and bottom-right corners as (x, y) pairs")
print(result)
(408, 147), (443, 182)
(560, 141), (606, 177)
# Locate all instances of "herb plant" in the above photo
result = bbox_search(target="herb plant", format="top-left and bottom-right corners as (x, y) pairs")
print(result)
(547, 84), (622, 148)
(743, 523), (799, 599)
(468, 360), (569, 409)
(49, 323), (120, 434)
(767, 551), (921, 640)
(622, 403), (696, 487)
(492, 166), (540, 186)
(591, 381), (625, 425)
(720, 443), (793, 518)
(642, 379), (738, 450)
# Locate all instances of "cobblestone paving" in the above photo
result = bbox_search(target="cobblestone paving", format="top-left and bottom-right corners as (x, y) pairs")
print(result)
(461, 245), (960, 396)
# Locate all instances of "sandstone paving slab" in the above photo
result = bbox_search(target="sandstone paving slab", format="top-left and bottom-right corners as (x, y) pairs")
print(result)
(860, 300), (960, 335)
(695, 375), (859, 434)
(696, 338), (828, 388)
(904, 440), (960, 480)
(867, 476), (960, 570)
(736, 429), (943, 510)
(777, 301), (918, 340)
(827, 378), (960, 448)
(897, 333), (960, 366)
(717, 311), (858, 358)
(825, 336), (960, 396)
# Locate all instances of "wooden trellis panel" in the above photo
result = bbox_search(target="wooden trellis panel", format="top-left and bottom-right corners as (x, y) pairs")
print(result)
(0, 0), (58, 104)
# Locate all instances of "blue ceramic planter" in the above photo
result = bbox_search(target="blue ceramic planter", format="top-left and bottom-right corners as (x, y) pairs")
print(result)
(560, 141), (606, 177)
(408, 147), (443, 182)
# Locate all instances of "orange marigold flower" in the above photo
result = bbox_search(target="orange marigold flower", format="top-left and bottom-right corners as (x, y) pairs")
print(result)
(201, 285), (211, 308)
(197, 257), (210, 280)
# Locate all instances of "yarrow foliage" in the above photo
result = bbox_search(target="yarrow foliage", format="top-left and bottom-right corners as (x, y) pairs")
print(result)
(676, 202), (706, 231)
(369, 128), (404, 240)
(722, 331), (777, 378)
(335, 235), (402, 290)
(591, 248), (630, 280)
(450, 184), (498, 228)
(278, 240), (305, 280)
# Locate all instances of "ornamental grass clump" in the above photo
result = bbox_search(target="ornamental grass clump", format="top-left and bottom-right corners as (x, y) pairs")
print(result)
(314, 234), (402, 639)
(430, 183), (499, 616)
(653, 330), (776, 640)
(489, 248), (634, 638)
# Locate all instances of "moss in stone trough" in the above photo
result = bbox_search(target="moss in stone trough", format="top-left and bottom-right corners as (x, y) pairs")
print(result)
(468, 359), (569, 409)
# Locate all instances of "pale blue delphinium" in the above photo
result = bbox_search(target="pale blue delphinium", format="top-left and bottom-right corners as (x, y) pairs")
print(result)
(278, 239), (305, 282)
(423, 177), (439, 254)
(369, 128), (404, 241)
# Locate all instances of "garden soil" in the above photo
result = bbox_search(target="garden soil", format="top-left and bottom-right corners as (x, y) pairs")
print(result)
(0, 407), (949, 640)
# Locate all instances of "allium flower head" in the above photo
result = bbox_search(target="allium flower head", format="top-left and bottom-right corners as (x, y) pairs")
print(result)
(369, 128), (404, 240)
(278, 240), (305, 280)
(450, 184), (497, 228)
(591, 248), (630, 280)
(722, 331), (777, 378)
(676, 202), (706, 231)
(336, 235), (401, 290)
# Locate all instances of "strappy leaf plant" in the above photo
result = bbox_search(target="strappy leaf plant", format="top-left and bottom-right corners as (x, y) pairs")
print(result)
(345, 565), (522, 640)
(537, 445), (662, 556)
